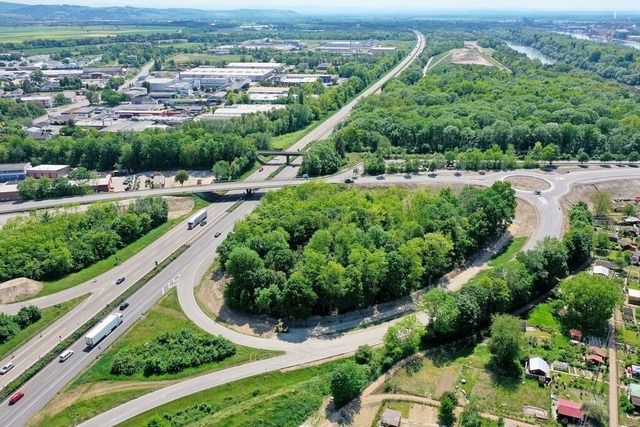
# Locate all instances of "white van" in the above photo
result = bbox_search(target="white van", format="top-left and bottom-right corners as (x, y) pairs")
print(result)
(59, 350), (74, 362)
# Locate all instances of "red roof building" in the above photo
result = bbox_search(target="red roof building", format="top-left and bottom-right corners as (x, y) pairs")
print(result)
(585, 354), (604, 365)
(569, 329), (582, 342)
(589, 346), (607, 360)
(557, 399), (583, 421)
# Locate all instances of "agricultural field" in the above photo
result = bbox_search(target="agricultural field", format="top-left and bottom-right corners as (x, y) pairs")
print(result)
(0, 25), (180, 43)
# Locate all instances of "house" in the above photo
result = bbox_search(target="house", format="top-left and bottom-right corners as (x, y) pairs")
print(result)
(569, 329), (583, 343)
(25, 164), (71, 179)
(608, 232), (619, 243)
(631, 364), (640, 378)
(585, 354), (604, 365)
(380, 408), (402, 427)
(589, 346), (607, 361)
(556, 399), (583, 423)
(621, 238), (638, 251)
(629, 289), (640, 305)
(592, 265), (610, 277)
(552, 360), (569, 372)
(526, 357), (550, 382)
(317, 62), (332, 71)
(632, 250), (640, 265)
(626, 216), (640, 224)
(0, 162), (31, 183)
(594, 259), (616, 270)
(0, 182), (19, 201)
(629, 383), (640, 407)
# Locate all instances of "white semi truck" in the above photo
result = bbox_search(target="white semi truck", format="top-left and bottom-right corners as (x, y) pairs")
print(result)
(85, 313), (123, 347)
(187, 209), (207, 229)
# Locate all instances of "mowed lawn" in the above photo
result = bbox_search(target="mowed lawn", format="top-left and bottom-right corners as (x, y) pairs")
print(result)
(0, 25), (180, 42)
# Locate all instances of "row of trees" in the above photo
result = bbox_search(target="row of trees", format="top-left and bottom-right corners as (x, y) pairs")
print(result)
(0, 306), (41, 344)
(217, 182), (516, 318)
(423, 202), (595, 343)
(110, 330), (236, 376)
(0, 196), (168, 282)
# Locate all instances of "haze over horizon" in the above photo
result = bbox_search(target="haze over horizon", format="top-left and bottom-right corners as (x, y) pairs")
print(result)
(8, 0), (640, 13)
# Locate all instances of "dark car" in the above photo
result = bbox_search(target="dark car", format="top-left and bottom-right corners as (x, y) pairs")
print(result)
(116, 277), (125, 285)
(344, 178), (353, 184)
(214, 232), (222, 238)
(9, 391), (24, 405)
(200, 220), (207, 226)
(376, 175), (385, 180)
(119, 302), (130, 310)
(534, 190), (541, 195)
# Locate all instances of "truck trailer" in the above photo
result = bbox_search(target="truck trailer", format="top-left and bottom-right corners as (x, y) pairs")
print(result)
(187, 209), (207, 229)
(85, 313), (123, 347)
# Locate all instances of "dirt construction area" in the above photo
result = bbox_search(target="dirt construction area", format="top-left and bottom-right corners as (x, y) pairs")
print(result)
(505, 175), (551, 192)
(0, 277), (43, 303)
(450, 48), (494, 67)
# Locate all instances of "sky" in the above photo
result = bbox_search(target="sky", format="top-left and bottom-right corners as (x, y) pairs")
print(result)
(12, 0), (639, 12)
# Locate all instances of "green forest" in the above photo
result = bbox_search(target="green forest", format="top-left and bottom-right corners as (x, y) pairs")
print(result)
(217, 182), (516, 318)
(0, 196), (168, 282)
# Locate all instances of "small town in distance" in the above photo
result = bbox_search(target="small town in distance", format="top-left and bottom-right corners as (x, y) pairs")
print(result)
(0, 1), (639, 427)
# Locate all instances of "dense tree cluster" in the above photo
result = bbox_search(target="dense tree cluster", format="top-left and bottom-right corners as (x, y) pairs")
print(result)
(110, 330), (236, 376)
(333, 47), (640, 158)
(423, 203), (592, 341)
(0, 196), (168, 282)
(17, 176), (93, 200)
(494, 28), (640, 85)
(0, 99), (45, 127)
(489, 314), (525, 377)
(0, 306), (41, 344)
(217, 182), (516, 318)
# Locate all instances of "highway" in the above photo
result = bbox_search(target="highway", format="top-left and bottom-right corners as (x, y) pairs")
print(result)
(0, 31), (427, 426)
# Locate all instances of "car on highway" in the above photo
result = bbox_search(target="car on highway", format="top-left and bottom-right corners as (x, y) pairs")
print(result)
(0, 362), (14, 374)
(59, 350), (74, 362)
(344, 178), (354, 184)
(214, 232), (222, 238)
(200, 220), (207, 227)
(9, 391), (24, 405)
(120, 302), (130, 310)
(116, 277), (125, 285)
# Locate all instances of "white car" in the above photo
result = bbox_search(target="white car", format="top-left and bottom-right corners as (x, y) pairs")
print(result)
(0, 362), (14, 374)
(59, 350), (74, 362)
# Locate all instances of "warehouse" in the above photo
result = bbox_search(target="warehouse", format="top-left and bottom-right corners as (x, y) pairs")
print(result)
(248, 86), (289, 103)
(26, 164), (71, 179)
(179, 67), (276, 82)
(200, 104), (286, 120)
(226, 62), (284, 71)
(0, 163), (31, 183)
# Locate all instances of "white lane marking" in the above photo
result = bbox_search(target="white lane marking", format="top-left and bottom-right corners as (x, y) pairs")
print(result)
(539, 197), (548, 205)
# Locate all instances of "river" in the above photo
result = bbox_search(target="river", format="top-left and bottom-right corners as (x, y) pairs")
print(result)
(557, 31), (640, 51)
(506, 42), (556, 65)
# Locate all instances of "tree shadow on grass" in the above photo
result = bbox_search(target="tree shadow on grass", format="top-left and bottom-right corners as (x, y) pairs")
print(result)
(325, 397), (362, 426)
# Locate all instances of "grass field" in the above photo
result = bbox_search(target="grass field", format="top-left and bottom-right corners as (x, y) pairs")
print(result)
(35, 195), (210, 299)
(0, 25), (180, 43)
(32, 289), (280, 427)
(0, 294), (88, 360)
(488, 236), (527, 268)
(118, 359), (343, 427)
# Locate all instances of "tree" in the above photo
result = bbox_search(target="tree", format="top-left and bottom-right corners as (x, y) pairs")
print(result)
(14, 306), (41, 329)
(30, 69), (44, 84)
(439, 391), (459, 426)
(563, 229), (593, 269)
(101, 89), (126, 107)
(540, 144), (560, 165)
(589, 190), (613, 217)
(355, 344), (373, 365)
(489, 315), (524, 376)
(423, 288), (459, 338)
(577, 151), (589, 163)
(0, 313), (19, 343)
(174, 170), (189, 186)
(623, 204), (636, 217)
(330, 360), (367, 408)
(54, 93), (68, 107)
(383, 315), (423, 359)
(554, 272), (622, 333)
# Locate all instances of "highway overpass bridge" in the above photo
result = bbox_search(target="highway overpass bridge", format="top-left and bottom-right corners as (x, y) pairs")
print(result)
(257, 149), (305, 165)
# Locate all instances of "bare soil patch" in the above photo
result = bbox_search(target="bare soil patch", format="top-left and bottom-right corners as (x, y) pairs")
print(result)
(0, 277), (43, 303)
(451, 48), (494, 67)
(511, 199), (538, 238)
(434, 372), (457, 398)
(505, 176), (551, 192)
(407, 403), (440, 427)
(165, 195), (194, 220)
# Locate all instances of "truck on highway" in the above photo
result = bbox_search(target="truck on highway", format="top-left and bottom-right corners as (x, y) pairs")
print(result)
(187, 209), (207, 229)
(85, 313), (123, 347)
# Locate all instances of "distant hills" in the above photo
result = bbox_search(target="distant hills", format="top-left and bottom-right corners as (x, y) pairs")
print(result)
(0, 1), (299, 22)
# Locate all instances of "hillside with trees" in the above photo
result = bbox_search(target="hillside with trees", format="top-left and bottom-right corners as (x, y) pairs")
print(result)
(216, 182), (516, 318)
(0, 197), (168, 282)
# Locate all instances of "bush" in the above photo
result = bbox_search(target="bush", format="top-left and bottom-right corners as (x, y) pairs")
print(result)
(0, 306), (42, 344)
(330, 360), (367, 408)
(110, 330), (236, 376)
(355, 344), (373, 365)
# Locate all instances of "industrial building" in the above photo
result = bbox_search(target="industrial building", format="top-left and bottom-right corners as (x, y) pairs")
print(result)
(0, 163), (31, 183)
(248, 86), (289, 103)
(370, 46), (397, 55)
(275, 74), (334, 85)
(25, 164), (71, 179)
(179, 67), (276, 83)
(20, 96), (53, 108)
(200, 104), (286, 120)
(226, 62), (284, 71)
